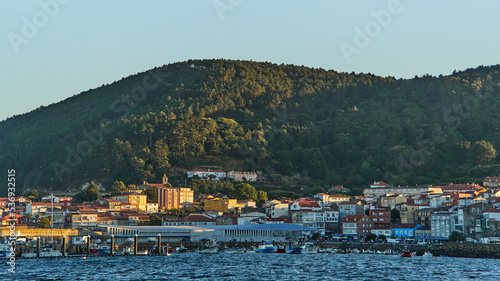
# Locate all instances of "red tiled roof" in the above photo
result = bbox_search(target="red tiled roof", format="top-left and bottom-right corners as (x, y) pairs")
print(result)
(339, 200), (362, 205)
(371, 181), (390, 186)
(329, 185), (349, 191)
(183, 214), (216, 222)
(342, 214), (365, 223)
(483, 177), (500, 182)
(296, 201), (321, 208)
(189, 169), (225, 173)
(484, 208), (500, 213)
(438, 184), (484, 192)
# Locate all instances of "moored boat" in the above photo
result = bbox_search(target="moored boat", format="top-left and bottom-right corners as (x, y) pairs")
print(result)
(422, 252), (433, 257)
(273, 242), (287, 253)
(198, 239), (219, 254)
(0, 242), (14, 258)
(383, 249), (394, 255)
(400, 250), (412, 258)
(302, 243), (318, 254)
(287, 247), (302, 254)
(258, 242), (275, 253)
(176, 244), (188, 253)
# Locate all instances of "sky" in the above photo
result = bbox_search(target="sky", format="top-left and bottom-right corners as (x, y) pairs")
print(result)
(1, 0), (500, 121)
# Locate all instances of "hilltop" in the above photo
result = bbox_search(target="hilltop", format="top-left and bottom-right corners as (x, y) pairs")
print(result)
(1, 59), (500, 196)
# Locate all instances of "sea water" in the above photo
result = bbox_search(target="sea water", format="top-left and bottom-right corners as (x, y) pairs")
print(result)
(2, 253), (499, 280)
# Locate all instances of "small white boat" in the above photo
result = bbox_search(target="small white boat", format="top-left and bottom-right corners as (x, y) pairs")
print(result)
(349, 248), (361, 254)
(383, 249), (395, 255)
(22, 248), (62, 258)
(224, 247), (245, 254)
(423, 252), (433, 257)
(301, 243), (318, 254)
(40, 248), (62, 257)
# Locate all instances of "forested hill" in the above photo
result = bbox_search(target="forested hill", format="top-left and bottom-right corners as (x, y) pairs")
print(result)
(2, 59), (500, 195)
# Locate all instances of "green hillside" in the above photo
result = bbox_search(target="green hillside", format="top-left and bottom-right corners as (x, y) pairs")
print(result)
(2, 59), (500, 195)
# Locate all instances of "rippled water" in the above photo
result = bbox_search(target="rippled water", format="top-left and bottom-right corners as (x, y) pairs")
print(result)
(2, 253), (500, 281)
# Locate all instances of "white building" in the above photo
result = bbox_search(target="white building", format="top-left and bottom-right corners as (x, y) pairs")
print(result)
(238, 212), (266, 225)
(227, 171), (257, 182)
(187, 169), (226, 180)
(483, 208), (500, 221)
(269, 203), (290, 218)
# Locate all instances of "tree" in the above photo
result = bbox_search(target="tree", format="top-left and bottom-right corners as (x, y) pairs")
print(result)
(26, 190), (41, 202)
(257, 190), (268, 201)
(391, 208), (400, 223)
(24, 213), (32, 225)
(378, 235), (387, 241)
(234, 183), (257, 201)
(366, 233), (377, 242)
(39, 217), (51, 228)
(149, 214), (162, 226)
(128, 184), (139, 191)
(144, 187), (157, 203)
(74, 183), (99, 203)
(449, 231), (465, 242)
(111, 181), (128, 195)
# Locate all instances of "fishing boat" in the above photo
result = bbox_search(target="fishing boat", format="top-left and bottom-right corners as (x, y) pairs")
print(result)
(0, 242), (14, 258)
(273, 242), (287, 253)
(400, 250), (412, 258)
(258, 241), (275, 253)
(198, 239), (219, 254)
(302, 243), (318, 254)
(287, 246), (302, 254)
(97, 245), (111, 255)
(224, 246), (245, 254)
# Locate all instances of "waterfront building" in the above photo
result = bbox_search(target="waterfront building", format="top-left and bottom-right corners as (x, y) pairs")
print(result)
(370, 225), (392, 237)
(162, 214), (217, 227)
(369, 207), (391, 225)
(338, 200), (364, 222)
(341, 214), (373, 237)
(106, 223), (318, 243)
(431, 210), (457, 240)
(392, 223), (421, 238)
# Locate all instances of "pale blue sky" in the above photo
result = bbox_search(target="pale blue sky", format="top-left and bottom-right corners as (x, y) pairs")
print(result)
(1, 0), (499, 121)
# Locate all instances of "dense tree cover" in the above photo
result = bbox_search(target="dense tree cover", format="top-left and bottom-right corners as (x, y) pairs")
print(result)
(111, 181), (128, 195)
(144, 187), (157, 203)
(148, 214), (162, 226)
(188, 179), (267, 201)
(1, 60), (500, 196)
(73, 183), (99, 203)
(449, 231), (466, 242)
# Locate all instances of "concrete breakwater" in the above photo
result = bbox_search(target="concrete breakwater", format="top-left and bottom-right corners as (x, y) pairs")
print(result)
(429, 242), (500, 259)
